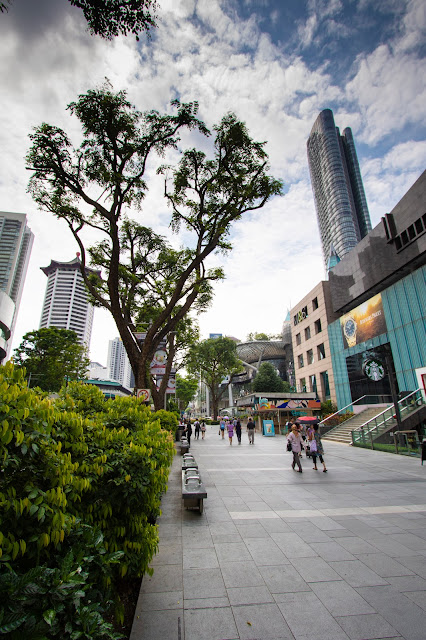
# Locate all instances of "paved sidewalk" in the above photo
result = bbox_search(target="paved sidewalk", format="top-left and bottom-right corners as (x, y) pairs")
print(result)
(130, 426), (426, 640)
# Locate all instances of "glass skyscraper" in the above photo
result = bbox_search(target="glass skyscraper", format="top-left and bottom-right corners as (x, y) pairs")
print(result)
(307, 109), (372, 269)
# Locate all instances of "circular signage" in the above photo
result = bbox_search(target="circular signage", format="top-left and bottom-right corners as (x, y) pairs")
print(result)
(362, 358), (385, 381)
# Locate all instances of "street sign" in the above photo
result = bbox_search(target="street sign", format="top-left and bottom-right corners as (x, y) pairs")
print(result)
(136, 389), (151, 401)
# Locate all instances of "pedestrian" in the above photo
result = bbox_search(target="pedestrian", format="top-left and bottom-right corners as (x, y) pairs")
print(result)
(247, 417), (255, 444)
(194, 419), (200, 440)
(287, 423), (303, 473)
(310, 424), (327, 472)
(235, 419), (242, 444)
(227, 420), (234, 445)
(185, 421), (192, 446)
(220, 418), (226, 439)
(200, 420), (206, 439)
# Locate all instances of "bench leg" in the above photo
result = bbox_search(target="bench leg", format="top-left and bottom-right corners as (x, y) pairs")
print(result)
(198, 498), (204, 514)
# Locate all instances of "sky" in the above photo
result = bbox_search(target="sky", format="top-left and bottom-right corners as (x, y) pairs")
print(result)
(1, 0), (425, 365)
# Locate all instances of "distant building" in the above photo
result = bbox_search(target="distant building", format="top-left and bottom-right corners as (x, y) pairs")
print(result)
(0, 212), (34, 361)
(107, 337), (133, 388)
(307, 109), (372, 269)
(39, 255), (99, 349)
(88, 361), (108, 380)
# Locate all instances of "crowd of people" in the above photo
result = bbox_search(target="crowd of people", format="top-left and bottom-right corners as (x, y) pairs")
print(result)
(179, 416), (327, 473)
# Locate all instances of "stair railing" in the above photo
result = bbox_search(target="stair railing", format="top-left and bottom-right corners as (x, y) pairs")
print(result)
(351, 388), (425, 446)
(320, 396), (367, 426)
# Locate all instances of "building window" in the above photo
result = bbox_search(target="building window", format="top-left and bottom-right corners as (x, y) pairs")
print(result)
(320, 371), (330, 399)
(296, 333), (301, 345)
(317, 343), (326, 360)
(314, 319), (322, 334)
(309, 374), (317, 393)
(300, 378), (307, 392)
(304, 326), (311, 340)
(312, 297), (319, 310)
(298, 354), (304, 368)
(307, 349), (314, 365)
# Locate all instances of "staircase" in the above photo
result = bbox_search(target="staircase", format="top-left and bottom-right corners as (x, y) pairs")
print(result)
(322, 407), (389, 444)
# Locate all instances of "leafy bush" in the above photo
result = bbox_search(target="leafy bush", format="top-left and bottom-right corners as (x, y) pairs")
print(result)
(151, 409), (179, 432)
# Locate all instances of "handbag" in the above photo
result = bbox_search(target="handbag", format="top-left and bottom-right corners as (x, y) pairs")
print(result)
(310, 438), (318, 452)
(286, 440), (292, 452)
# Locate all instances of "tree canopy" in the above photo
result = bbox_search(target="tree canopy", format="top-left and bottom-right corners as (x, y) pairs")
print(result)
(26, 82), (283, 408)
(0, 0), (158, 39)
(251, 361), (285, 393)
(13, 327), (90, 391)
(186, 337), (242, 419)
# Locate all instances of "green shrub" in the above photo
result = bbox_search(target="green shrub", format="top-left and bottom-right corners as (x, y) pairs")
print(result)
(151, 409), (179, 432)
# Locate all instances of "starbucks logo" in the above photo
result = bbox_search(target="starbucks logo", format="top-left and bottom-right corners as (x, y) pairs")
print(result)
(363, 358), (385, 381)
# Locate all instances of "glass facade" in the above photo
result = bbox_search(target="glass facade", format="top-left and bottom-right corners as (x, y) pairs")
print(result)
(307, 109), (372, 269)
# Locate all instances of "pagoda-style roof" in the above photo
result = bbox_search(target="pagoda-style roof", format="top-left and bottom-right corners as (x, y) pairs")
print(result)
(41, 255), (101, 278)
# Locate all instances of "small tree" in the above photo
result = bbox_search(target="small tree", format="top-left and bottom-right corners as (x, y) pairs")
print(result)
(186, 337), (242, 419)
(13, 327), (90, 392)
(175, 374), (198, 413)
(252, 362), (285, 393)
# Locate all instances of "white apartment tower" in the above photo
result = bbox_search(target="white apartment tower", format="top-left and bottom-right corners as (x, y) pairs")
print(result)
(39, 255), (99, 349)
(0, 212), (34, 361)
(107, 337), (133, 388)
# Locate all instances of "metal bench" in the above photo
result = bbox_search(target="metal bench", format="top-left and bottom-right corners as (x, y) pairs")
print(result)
(179, 437), (190, 455)
(182, 462), (207, 513)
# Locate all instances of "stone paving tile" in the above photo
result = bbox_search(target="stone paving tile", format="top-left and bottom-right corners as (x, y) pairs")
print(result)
(356, 586), (426, 640)
(227, 585), (275, 605)
(290, 556), (342, 582)
(277, 592), (351, 640)
(140, 564), (183, 593)
(236, 522), (271, 538)
(183, 546), (219, 569)
(270, 532), (318, 558)
(335, 613), (400, 639)
(232, 602), (294, 640)
(129, 608), (183, 640)
(183, 567), (227, 599)
(184, 606), (238, 640)
(386, 575), (426, 592)
(309, 580), (374, 616)
(221, 560), (266, 589)
(355, 553), (415, 578)
(138, 590), (182, 611)
(184, 596), (230, 609)
(244, 537), (289, 566)
(403, 590), (426, 611)
(215, 541), (253, 564)
(259, 564), (312, 594)
(310, 541), (356, 561)
(330, 560), (390, 587)
(336, 536), (381, 554)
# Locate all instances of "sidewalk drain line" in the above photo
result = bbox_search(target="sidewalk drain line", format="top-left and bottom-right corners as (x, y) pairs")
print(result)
(178, 615), (182, 640)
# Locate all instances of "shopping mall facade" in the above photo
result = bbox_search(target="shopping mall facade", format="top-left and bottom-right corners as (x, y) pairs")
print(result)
(291, 171), (426, 413)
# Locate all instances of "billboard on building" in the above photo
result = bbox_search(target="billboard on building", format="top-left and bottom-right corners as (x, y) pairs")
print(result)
(209, 333), (222, 339)
(340, 293), (387, 348)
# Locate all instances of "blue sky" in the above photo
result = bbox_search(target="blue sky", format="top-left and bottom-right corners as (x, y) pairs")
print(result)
(1, 0), (425, 363)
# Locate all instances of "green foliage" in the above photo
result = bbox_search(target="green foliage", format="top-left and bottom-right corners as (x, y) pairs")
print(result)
(0, 527), (123, 640)
(151, 410), (178, 432)
(252, 362), (285, 393)
(187, 337), (242, 418)
(246, 332), (281, 341)
(175, 374), (198, 411)
(13, 328), (90, 392)
(0, 361), (175, 637)
(323, 411), (354, 427)
(320, 400), (338, 416)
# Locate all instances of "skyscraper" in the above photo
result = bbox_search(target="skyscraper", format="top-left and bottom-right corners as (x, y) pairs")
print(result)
(39, 255), (99, 349)
(307, 109), (372, 269)
(0, 212), (34, 361)
(107, 337), (133, 388)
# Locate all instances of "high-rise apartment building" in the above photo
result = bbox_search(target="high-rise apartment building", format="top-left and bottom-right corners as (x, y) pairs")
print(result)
(107, 337), (133, 388)
(39, 255), (99, 349)
(307, 109), (372, 269)
(0, 212), (34, 361)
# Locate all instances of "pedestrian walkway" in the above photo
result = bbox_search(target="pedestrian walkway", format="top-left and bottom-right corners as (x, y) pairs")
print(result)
(130, 425), (426, 640)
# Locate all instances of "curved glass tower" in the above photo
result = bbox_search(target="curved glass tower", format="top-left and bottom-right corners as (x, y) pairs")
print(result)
(307, 109), (372, 269)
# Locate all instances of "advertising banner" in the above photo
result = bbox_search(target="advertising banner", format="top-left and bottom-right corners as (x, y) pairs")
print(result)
(262, 420), (275, 436)
(150, 348), (167, 375)
(340, 293), (387, 348)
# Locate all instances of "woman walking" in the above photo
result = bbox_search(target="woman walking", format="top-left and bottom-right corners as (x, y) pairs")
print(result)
(235, 419), (242, 444)
(287, 423), (303, 473)
(310, 424), (327, 472)
(201, 420), (206, 439)
(227, 420), (234, 445)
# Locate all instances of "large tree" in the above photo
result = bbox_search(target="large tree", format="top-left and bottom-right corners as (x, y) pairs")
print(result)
(186, 337), (242, 419)
(0, 0), (158, 39)
(252, 361), (285, 393)
(26, 83), (283, 409)
(13, 327), (90, 391)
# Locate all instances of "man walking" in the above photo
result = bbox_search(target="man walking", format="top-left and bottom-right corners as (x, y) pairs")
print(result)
(247, 417), (255, 444)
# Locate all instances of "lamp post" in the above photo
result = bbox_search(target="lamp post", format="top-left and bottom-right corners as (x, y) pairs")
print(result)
(383, 344), (402, 430)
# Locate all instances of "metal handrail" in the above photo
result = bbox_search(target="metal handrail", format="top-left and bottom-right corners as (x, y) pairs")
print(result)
(352, 389), (424, 444)
(320, 396), (367, 424)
